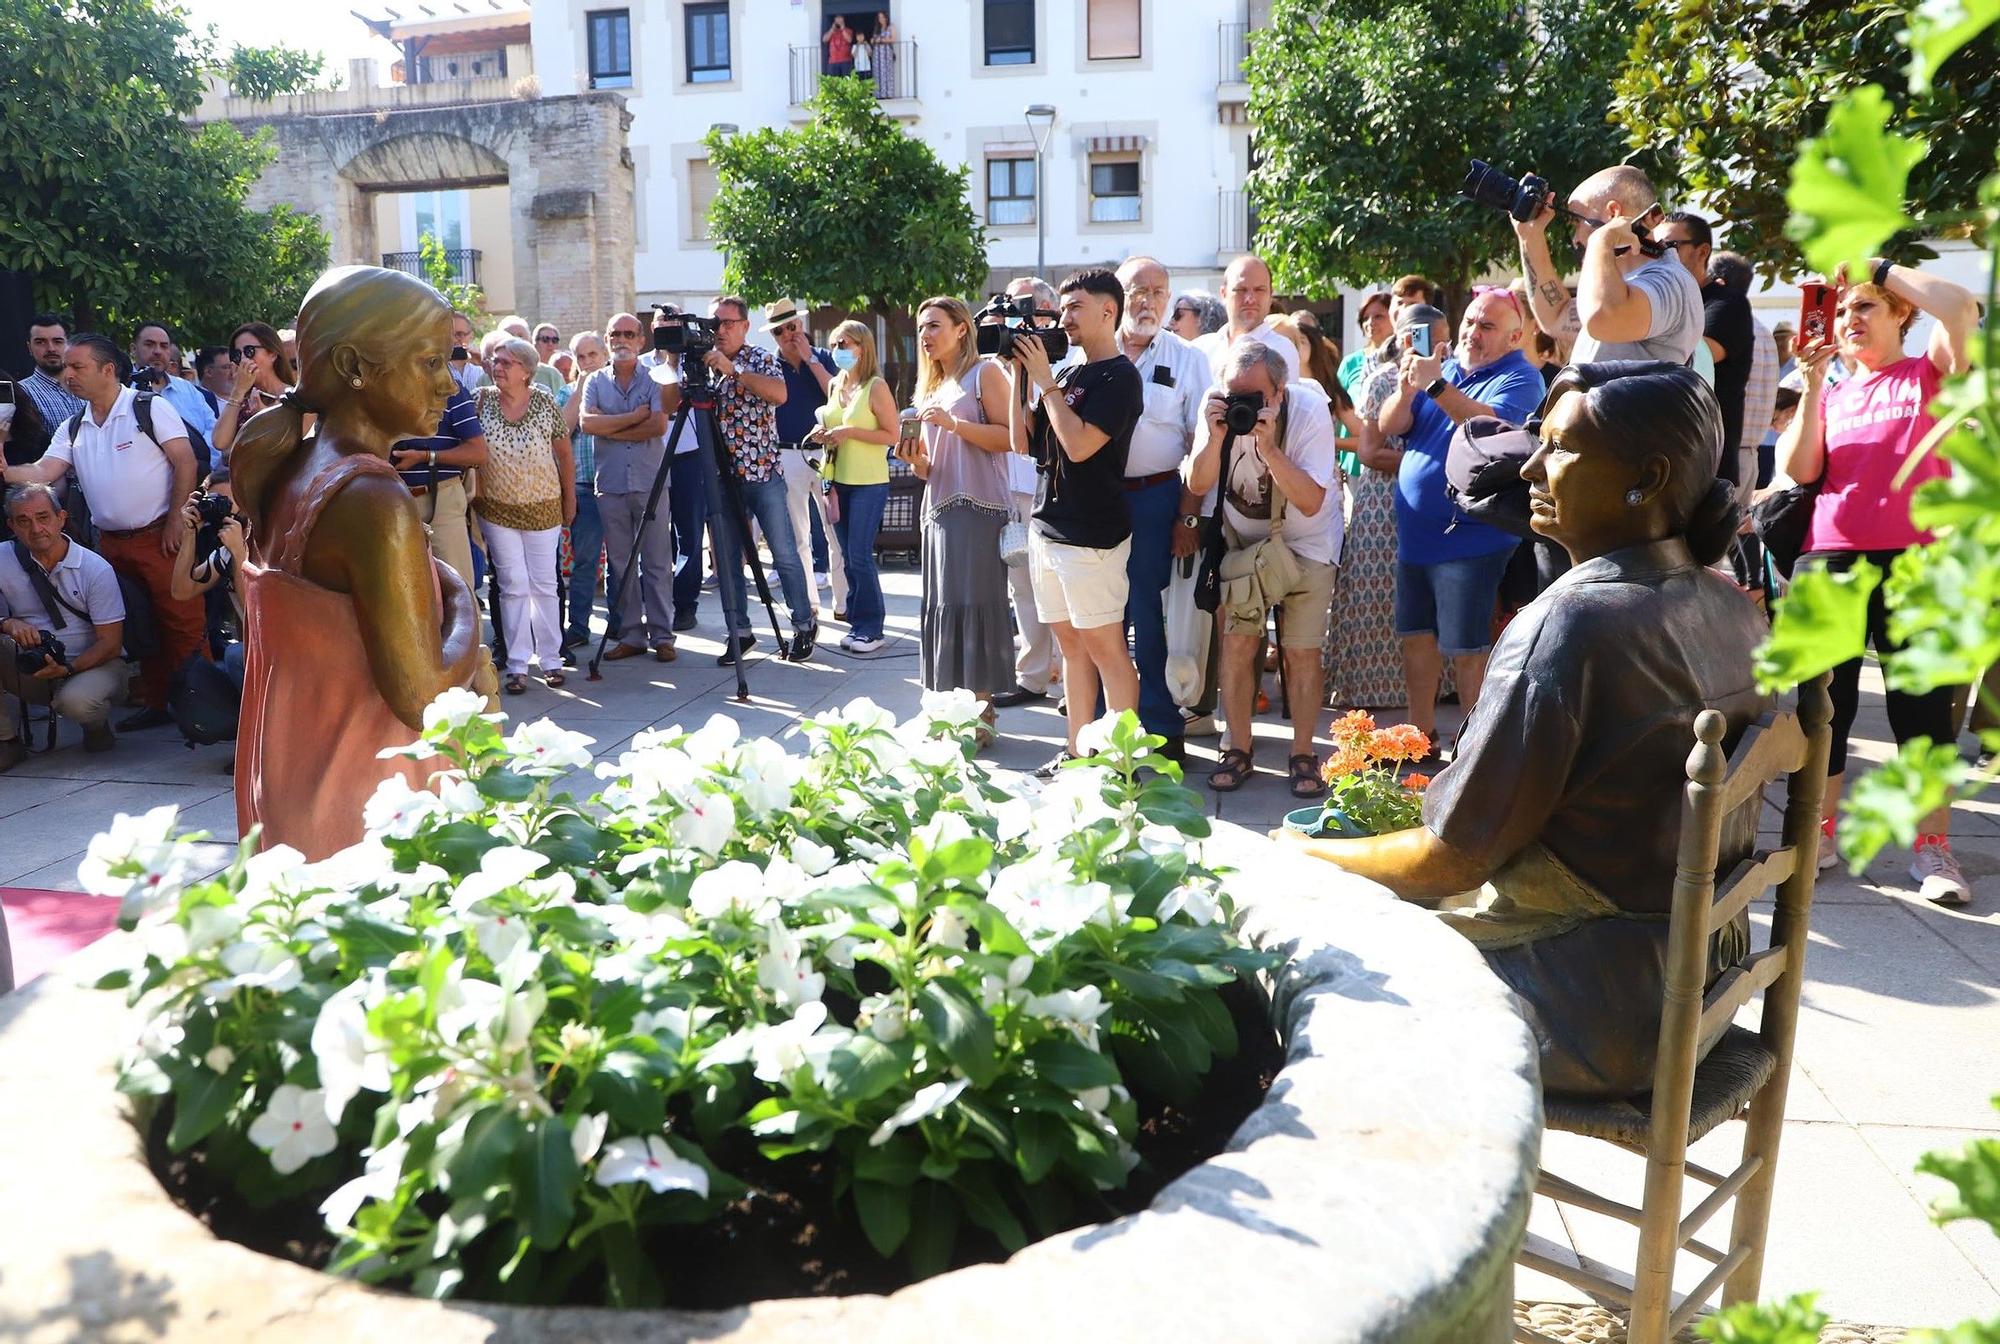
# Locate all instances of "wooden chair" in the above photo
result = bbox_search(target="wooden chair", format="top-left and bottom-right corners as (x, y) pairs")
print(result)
(1516, 674), (1833, 1344)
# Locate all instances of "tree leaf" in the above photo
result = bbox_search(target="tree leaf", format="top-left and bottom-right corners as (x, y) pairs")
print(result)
(916, 977), (1000, 1087)
(1755, 560), (1878, 692)
(1783, 84), (1928, 277)
(1694, 1291), (1828, 1343)
(168, 1063), (240, 1152)
(1906, 0), (2000, 94)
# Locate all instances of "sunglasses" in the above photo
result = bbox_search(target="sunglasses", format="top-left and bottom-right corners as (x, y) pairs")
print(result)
(1470, 284), (1524, 319)
(536, 333), (560, 344)
(229, 344), (264, 361)
(1172, 307), (1196, 320)
(608, 328), (643, 339)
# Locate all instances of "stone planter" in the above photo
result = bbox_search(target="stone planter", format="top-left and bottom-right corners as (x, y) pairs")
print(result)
(0, 824), (1540, 1343)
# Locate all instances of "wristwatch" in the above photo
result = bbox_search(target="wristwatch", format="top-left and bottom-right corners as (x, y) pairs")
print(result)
(1871, 257), (1894, 289)
(1178, 514), (1201, 530)
(1425, 376), (1449, 399)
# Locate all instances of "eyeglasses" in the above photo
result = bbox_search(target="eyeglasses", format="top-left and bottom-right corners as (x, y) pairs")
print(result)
(608, 327), (643, 339)
(1658, 239), (1699, 252)
(229, 344), (263, 361)
(1171, 307), (1196, 320)
(716, 317), (748, 328)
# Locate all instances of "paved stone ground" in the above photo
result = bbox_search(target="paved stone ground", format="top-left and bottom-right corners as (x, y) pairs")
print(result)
(3, 561), (1996, 1329)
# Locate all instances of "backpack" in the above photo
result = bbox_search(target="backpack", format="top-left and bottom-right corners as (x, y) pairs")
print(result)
(169, 649), (240, 745)
(65, 391), (213, 481)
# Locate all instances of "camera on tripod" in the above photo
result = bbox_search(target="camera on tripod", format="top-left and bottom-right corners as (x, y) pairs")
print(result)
(1460, 160), (1665, 257)
(974, 294), (1070, 362)
(15, 631), (67, 676)
(653, 307), (721, 358)
(1221, 391), (1265, 437)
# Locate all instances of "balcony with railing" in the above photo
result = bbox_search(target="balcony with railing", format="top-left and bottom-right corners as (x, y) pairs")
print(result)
(1218, 189), (1254, 259)
(1218, 21), (1250, 94)
(382, 248), (482, 288)
(788, 40), (919, 107)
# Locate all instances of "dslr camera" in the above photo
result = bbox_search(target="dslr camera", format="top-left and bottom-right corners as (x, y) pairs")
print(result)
(974, 294), (1070, 362)
(1460, 160), (1665, 257)
(15, 630), (67, 676)
(191, 491), (236, 556)
(1220, 391), (1265, 437)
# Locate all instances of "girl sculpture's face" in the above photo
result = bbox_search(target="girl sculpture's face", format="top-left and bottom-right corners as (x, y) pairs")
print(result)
(355, 310), (456, 442)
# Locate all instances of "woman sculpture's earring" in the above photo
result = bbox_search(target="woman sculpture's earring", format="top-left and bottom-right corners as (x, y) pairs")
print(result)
(1625, 488), (1645, 506)
(350, 377), (363, 388)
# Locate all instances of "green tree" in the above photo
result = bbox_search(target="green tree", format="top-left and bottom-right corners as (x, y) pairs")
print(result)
(223, 42), (334, 101)
(705, 75), (987, 316)
(1613, 0), (1998, 275)
(417, 231), (488, 328)
(0, 0), (329, 342)
(1245, 0), (1648, 304)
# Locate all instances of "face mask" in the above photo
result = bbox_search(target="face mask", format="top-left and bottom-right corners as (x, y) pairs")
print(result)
(832, 348), (859, 371)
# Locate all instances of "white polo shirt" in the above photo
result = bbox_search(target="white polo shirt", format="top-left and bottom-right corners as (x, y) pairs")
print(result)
(1193, 320), (1302, 386)
(1120, 329), (1211, 479)
(44, 386), (186, 531)
(0, 536), (125, 652)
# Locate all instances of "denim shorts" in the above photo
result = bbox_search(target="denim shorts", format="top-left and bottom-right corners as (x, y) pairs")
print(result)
(1394, 549), (1514, 655)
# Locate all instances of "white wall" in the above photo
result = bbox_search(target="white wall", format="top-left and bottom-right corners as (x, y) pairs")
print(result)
(531, 0), (1254, 309)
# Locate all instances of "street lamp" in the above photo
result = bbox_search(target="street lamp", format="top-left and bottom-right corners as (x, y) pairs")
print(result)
(1024, 103), (1057, 277)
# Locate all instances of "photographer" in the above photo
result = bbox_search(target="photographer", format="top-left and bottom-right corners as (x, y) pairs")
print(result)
(641, 304), (707, 630)
(0, 483), (127, 771)
(1005, 268), (1145, 777)
(169, 470), (248, 687)
(1510, 165), (1702, 366)
(990, 276), (1071, 710)
(1185, 341), (1343, 796)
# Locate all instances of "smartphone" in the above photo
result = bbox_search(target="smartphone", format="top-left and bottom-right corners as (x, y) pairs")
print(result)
(1410, 325), (1432, 358)
(1799, 281), (1840, 349)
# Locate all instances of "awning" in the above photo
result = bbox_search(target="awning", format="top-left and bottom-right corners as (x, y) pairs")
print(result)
(1085, 134), (1149, 154)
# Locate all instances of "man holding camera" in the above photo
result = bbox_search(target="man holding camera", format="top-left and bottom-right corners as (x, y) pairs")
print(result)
(700, 296), (817, 665)
(130, 322), (218, 441)
(1006, 268), (1145, 776)
(1379, 290), (1543, 745)
(0, 483), (127, 770)
(1185, 342), (1343, 794)
(1512, 165), (1702, 367)
(580, 313), (678, 663)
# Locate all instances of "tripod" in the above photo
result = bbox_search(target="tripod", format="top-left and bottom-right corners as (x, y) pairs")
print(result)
(586, 367), (785, 703)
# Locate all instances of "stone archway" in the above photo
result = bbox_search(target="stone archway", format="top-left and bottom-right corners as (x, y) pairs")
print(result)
(220, 93), (634, 338)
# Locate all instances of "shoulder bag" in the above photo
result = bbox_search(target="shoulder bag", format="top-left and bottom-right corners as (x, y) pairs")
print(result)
(1210, 392), (1302, 620)
(1750, 474), (1822, 580)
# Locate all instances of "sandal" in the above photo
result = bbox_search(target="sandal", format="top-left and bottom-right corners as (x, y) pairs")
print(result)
(543, 670), (566, 689)
(974, 705), (998, 751)
(1208, 747), (1255, 793)
(504, 674), (528, 695)
(1288, 753), (1326, 799)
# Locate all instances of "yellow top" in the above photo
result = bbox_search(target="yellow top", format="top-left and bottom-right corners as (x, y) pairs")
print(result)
(817, 376), (892, 486)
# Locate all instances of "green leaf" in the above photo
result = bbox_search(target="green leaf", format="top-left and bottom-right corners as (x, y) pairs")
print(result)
(825, 1036), (911, 1105)
(1784, 84), (1928, 276)
(1755, 560), (1878, 693)
(903, 1181), (960, 1279)
(444, 1106), (523, 1195)
(1026, 1038), (1121, 1091)
(1013, 1111), (1066, 1184)
(1906, 0), (2000, 94)
(1838, 738), (1970, 869)
(509, 1118), (579, 1250)
(916, 978), (1000, 1087)
(168, 1064), (240, 1152)
(1915, 1115), (2000, 1238)
(1694, 1292), (1828, 1344)
(1908, 1319), (2000, 1344)
(475, 769), (539, 803)
(952, 1166), (1027, 1251)
(853, 1178), (913, 1257)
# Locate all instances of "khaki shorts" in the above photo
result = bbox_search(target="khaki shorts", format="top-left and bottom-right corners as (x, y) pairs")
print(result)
(1223, 555), (1338, 646)
(1029, 532), (1131, 631)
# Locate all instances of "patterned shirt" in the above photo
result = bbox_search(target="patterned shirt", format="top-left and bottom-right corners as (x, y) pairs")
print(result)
(18, 369), (82, 434)
(714, 343), (785, 483)
(555, 384), (596, 484)
(1740, 315), (1778, 450)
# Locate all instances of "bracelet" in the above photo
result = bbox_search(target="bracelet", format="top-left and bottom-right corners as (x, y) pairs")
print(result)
(1872, 257), (1894, 289)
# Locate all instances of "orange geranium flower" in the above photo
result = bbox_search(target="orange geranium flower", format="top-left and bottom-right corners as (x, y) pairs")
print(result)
(1321, 745), (1372, 781)
(1331, 710), (1377, 744)
(1402, 772), (1432, 791)
(1376, 723), (1431, 763)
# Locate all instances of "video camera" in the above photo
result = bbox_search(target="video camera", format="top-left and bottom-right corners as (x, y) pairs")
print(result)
(653, 307), (720, 358)
(974, 294), (1070, 362)
(130, 366), (173, 391)
(1460, 161), (1665, 258)
(15, 630), (68, 677)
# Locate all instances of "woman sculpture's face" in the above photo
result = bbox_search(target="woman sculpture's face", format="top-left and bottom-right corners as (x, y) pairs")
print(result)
(1522, 389), (1655, 560)
(359, 310), (455, 443)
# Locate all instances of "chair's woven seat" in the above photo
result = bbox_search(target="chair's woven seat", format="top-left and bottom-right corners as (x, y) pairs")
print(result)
(1543, 1027), (1778, 1147)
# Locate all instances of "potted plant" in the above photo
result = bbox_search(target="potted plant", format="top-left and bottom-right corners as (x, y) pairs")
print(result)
(1283, 712), (1433, 839)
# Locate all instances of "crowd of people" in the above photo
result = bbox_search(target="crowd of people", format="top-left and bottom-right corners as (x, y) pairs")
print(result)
(0, 156), (1985, 904)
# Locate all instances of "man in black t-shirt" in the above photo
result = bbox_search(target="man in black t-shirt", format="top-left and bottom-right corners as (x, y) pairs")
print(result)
(1661, 211), (1753, 484)
(1006, 267), (1145, 776)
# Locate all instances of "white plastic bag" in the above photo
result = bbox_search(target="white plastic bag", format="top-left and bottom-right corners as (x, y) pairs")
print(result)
(1163, 550), (1212, 710)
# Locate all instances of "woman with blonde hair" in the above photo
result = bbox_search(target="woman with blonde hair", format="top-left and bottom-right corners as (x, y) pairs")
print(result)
(900, 297), (1015, 734)
(231, 265), (494, 859)
(475, 335), (577, 694)
(214, 320), (301, 454)
(807, 318), (898, 653)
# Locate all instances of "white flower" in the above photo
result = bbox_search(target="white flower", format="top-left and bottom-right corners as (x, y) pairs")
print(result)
(503, 719), (595, 775)
(1025, 985), (1111, 1050)
(471, 911), (533, 969)
(570, 1111), (609, 1166)
(437, 969), (545, 1058)
(422, 686), (496, 734)
(671, 790), (737, 855)
(1075, 713), (1132, 760)
(913, 811), (975, 856)
(207, 939), (304, 996)
(683, 713), (741, 764)
(989, 861), (1126, 948)
(437, 775), (486, 818)
(204, 1046), (236, 1074)
(448, 846), (549, 911)
(829, 697), (895, 735)
(869, 1078), (970, 1147)
(594, 1135), (710, 1197)
(992, 798), (1034, 844)
(756, 921), (824, 1010)
(319, 1146), (403, 1228)
(790, 835), (837, 876)
(362, 776), (445, 839)
(918, 686), (984, 730)
(758, 856), (810, 909)
(730, 736), (800, 817)
(687, 860), (774, 923)
(1156, 884), (1221, 927)
(980, 954), (1035, 1009)
(907, 735), (963, 772)
(598, 903), (692, 955)
(79, 805), (194, 920)
(925, 906), (970, 950)
(698, 1001), (850, 1083)
(862, 996), (909, 1043)
(185, 904), (242, 953)
(247, 1084), (339, 1175)
(312, 977), (392, 1123)
(632, 1004), (716, 1047)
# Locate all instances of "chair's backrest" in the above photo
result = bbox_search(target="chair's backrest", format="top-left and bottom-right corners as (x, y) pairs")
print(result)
(1648, 674), (1834, 1145)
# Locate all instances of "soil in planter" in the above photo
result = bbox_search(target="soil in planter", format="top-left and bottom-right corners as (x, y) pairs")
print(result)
(149, 979), (1283, 1308)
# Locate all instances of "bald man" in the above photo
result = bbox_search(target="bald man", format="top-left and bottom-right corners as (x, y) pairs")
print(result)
(1191, 255), (1302, 385)
(1113, 255), (1212, 764)
(1511, 164), (1703, 367)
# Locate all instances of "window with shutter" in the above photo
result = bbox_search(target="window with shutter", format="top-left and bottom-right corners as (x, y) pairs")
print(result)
(688, 159), (720, 242)
(1086, 0), (1141, 60)
(1088, 158), (1142, 223)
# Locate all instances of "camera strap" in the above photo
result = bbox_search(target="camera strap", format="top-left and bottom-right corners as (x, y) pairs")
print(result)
(9, 539), (92, 630)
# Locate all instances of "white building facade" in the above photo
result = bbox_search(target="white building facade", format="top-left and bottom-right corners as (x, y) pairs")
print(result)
(528, 0), (1265, 313)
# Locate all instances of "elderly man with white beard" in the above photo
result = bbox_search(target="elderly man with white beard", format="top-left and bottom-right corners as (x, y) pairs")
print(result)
(1113, 255), (1210, 766)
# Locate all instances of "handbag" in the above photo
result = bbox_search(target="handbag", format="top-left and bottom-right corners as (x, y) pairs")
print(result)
(1750, 476), (1822, 579)
(998, 502), (1029, 569)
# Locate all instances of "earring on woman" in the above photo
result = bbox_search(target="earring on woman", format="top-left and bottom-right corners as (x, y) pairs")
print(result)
(1625, 489), (1644, 506)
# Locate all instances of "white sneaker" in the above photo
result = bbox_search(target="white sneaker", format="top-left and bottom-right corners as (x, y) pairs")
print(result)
(814, 571), (830, 589)
(848, 634), (887, 654)
(1181, 712), (1219, 738)
(838, 631), (857, 650)
(1818, 817), (1839, 871)
(1909, 836), (1971, 906)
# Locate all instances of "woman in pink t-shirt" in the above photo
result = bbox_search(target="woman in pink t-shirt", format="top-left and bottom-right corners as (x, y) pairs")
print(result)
(1779, 261), (1979, 904)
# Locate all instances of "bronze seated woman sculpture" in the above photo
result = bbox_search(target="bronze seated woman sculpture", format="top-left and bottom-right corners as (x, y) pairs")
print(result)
(1283, 362), (1768, 1099)
(233, 266), (496, 860)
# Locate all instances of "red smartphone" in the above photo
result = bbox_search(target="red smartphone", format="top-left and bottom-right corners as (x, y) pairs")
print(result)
(1798, 281), (1841, 350)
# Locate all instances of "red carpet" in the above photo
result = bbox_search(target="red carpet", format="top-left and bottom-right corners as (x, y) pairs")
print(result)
(2, 888), (121, 989)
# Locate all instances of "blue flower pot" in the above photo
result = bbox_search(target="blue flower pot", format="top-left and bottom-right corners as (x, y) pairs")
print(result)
(1282, 804), (1370, 839)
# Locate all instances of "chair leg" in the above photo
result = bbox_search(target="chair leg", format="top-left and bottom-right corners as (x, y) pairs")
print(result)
(1721, 1087), (1786, 1306)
